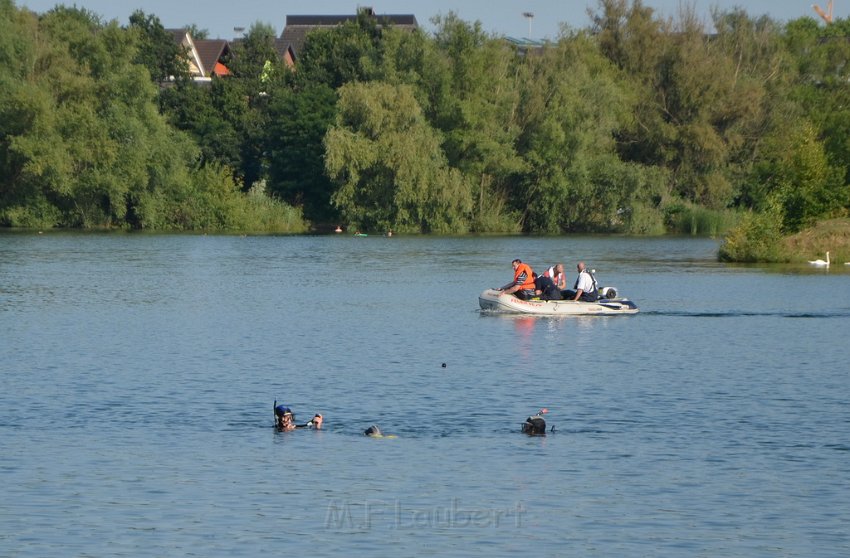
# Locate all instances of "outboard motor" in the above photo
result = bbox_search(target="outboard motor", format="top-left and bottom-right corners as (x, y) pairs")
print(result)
(599, 286), (618, 299)
(522, 408), (549, 435)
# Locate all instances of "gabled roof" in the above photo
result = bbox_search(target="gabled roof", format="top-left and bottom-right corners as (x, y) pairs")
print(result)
(273, 39), (296, 68)
(166, 28), (205, 77)
(194, 39), (231, 76)
(281, 8), (418, 60)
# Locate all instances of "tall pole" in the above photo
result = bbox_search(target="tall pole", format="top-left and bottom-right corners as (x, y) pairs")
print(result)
(522, 12), (534, 38)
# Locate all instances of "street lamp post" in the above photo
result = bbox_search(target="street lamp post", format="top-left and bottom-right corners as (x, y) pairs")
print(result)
(522, 12), (534, 38)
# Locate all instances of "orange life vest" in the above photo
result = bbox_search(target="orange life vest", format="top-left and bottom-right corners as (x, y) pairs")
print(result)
(514, 263), (536, 291)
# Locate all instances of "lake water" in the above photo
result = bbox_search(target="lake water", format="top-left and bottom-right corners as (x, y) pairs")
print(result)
(1, 232), (849, 556)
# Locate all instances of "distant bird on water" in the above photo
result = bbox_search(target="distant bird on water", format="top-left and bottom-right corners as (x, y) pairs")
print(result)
(808, 251), (830, 267)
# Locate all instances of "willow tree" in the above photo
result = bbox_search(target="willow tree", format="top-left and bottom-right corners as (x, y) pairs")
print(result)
(324, 81), (471, 233)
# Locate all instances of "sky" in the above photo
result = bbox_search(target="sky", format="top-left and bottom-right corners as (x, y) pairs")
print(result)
(15, 1), (844, 40)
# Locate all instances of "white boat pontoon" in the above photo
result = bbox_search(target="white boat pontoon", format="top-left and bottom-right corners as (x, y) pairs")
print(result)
(478, 288), (639, 316)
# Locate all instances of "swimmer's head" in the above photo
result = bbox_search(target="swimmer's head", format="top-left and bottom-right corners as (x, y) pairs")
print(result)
(364, 424), (382, 437)
(522, 415), (546, 436)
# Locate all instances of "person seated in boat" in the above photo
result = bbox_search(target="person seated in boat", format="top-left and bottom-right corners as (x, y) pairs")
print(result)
(534, 271), (562, 300)
(562, 262), (599, 302)
(543, 263), (567, 292)
(498, 259), (536, 300)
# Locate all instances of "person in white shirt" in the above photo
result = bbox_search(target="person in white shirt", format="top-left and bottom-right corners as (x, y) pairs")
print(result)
(563, 262), (599, 302)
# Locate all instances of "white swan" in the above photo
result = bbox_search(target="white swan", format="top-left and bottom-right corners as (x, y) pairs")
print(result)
(808, 251), (830, 266)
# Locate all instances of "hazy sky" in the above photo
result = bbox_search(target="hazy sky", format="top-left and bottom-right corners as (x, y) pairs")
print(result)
(15, 1), (840, 40)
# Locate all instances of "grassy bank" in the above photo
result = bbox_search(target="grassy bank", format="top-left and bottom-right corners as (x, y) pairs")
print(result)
(719, 216), (850, 263)
(782, 219), (850, 264)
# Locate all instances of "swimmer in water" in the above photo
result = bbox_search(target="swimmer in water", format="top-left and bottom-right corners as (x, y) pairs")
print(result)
(275, 402), (323, 431)
(298, 413), (323, 429)
(364, 424), (397, 438)
(521, 408), (549, 436)
(274, 404), (296, 431)
(364, 424), (382, 437)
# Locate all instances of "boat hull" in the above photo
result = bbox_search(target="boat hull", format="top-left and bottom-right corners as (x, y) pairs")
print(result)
(478, 288), (639, 315)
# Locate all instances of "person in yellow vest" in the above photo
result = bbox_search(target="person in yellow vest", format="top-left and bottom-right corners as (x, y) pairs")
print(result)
(499, 259), (536, 300)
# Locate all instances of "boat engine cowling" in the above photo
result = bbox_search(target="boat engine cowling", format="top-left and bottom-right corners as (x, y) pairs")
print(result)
(599, 286), (618, 299)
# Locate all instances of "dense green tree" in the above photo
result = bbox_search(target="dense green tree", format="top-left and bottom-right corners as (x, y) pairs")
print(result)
(424, 14), (527, 230)
(266, 84), (338, 224)
(159, 81), (242, 170)
(748, 121), (846, 232)
(217, 23), (284, 189)
(785, 17), (850, 184)
(4, 0), (850, 237)
(325, 82), (472, 232)
(295, 9), (382, 89)
(515, 31), (640, 232)
(1, 2), (302, 231)
(128, 10), (190, 83)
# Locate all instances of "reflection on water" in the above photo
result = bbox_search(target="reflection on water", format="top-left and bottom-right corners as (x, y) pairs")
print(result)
(1, 232), (849, 556)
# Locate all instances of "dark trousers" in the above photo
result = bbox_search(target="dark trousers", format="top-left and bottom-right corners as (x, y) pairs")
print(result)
(561, 290), (598, 302)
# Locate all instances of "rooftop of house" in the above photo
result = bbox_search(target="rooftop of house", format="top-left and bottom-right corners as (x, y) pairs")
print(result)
(194, 39), (231, 76)
(281, 8), (418, 59)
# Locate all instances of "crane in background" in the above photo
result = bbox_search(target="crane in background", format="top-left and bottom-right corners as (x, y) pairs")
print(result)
(812, 0), (834, 23)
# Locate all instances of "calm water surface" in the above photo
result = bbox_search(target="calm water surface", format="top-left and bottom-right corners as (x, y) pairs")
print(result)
(1, 233), (849, 556)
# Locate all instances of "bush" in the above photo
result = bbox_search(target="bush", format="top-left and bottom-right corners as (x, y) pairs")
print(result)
(0, 195), (62, 229)
(718, 207), (787, 262)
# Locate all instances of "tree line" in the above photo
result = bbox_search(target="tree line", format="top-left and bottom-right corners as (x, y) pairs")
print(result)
(2, 0), (849, 246)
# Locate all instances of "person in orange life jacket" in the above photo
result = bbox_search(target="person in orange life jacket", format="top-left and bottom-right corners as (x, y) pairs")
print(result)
(562, 262), (599, 302)
(499, 259), (536, 300)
